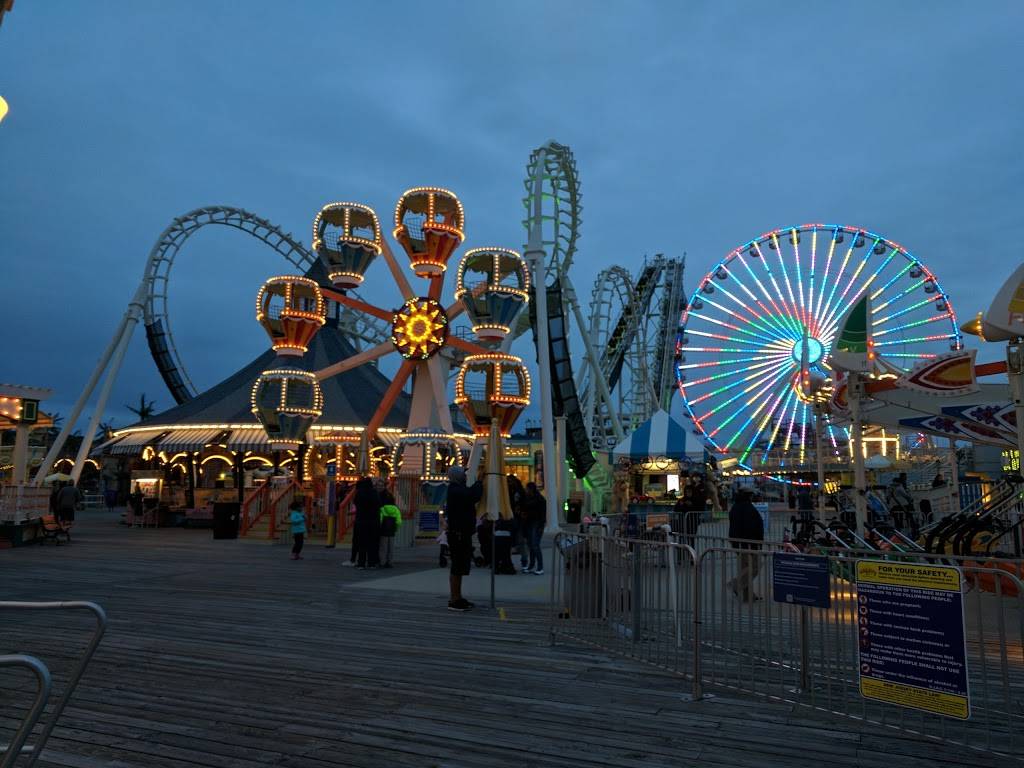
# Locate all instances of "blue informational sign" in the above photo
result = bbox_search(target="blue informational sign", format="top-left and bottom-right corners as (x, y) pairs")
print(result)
(753, 502), (771, 536)
(772, 552), (831, 609)
(419, 510), (440, 532)
(855, 561), (970, 720)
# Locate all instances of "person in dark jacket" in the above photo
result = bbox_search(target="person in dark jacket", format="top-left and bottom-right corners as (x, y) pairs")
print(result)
(445, 465), (482, 611)
(727, 490), (764, 602)
(521, 482), (547, 575)
(507, 475), (528, 571)
(54, 482), (82, 523)
(352, 477), (381, 569)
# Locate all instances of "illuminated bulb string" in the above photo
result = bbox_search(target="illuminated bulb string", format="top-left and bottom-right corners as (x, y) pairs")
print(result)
(676, 223), (960, 473)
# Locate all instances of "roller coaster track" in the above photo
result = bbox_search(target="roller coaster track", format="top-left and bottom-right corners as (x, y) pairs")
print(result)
(523, 142), (597, 480)
(652, 257), (685, 410)
(579, 256), (687, 449)
(143, 206), (388, 404)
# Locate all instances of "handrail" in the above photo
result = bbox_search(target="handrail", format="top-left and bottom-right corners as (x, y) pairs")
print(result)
(239, 483), (271, 536)
(0, 601), (107, 768)
(336, 486), (357, 540)
(0, 654), (51, 768)
(267, 479), (301, 539)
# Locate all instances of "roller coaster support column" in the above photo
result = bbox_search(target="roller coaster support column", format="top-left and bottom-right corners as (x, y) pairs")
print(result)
(562, 279), (624, 442)
(525, 250), (560, 534)
(849, 373), (868, 535)
(555, 415), (568, 513)
(71, 286), (147, 486)
(34, 282), (147, 486)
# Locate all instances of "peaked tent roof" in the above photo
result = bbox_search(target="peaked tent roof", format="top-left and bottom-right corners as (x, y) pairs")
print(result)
(612, 409), (703, 462)
(134, 315), (411, 430)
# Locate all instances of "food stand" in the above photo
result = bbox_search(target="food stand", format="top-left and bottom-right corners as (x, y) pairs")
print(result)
(611, 409), (707, 534)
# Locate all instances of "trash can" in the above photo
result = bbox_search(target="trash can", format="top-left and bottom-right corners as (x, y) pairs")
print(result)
(564, 540), (603, 619)
(212, 502), (240, 540)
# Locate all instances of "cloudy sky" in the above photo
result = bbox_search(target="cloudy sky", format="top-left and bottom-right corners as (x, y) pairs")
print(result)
(1, 1), (1020, 430)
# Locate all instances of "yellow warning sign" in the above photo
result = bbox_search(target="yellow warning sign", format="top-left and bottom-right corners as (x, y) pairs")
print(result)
(856, 558), (970, 720)
(855, 561), (961, 591)
(860, 678), (969, 720)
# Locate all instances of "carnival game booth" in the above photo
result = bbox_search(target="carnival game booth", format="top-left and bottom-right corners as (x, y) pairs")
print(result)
(93, 310), (413, 530)
(612, 409), (707, 533)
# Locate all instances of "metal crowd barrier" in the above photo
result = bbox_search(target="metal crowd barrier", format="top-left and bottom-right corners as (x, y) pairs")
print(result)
(0, 655), (50, 768)
(0, 601), (107, 768)
(550, 532), (1024, 758)
(550, 531), (699, 692)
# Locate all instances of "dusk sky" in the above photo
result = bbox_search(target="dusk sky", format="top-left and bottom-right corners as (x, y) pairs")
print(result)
(1, 1), (1021, 430)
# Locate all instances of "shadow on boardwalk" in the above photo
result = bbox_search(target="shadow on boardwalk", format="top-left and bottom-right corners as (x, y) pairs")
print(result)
(0, 512), (999, 768)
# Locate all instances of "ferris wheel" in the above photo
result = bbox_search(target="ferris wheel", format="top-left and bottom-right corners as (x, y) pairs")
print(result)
(676, 224), (961, 471)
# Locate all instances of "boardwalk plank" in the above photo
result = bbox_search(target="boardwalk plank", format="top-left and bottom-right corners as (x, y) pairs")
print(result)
(0, 513), (1001, 767)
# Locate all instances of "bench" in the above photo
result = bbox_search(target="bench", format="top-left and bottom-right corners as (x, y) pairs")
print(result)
(39, 515), (72, 545)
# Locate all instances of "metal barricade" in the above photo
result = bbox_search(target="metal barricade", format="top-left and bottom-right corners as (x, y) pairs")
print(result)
(551, 532), (1024, 758)
(550, 531), (700, 697)
(0, 601), (107, 768)
(0, 655), (50, 768)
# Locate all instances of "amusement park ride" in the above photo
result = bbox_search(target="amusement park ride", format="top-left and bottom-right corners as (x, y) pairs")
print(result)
(245, 189), (534, 523)
(32, 141), (685, 532)
(30, 135), (1024, 548)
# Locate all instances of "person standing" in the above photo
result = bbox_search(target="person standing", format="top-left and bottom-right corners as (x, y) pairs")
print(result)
(128, 483), (143, 526)
(379, 496), (402, 568)
(352, 477), (381, 569)
(288, 499), (307, 561)
(522, 482), (547, 575)
(445, 465), (482, 611)
(727, 490), (764, 602)
(507, 475), (528, 571)
(54, 482), (82, 524)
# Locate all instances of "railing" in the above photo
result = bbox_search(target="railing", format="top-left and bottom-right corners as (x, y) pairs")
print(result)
(239, 482), (271, 536)
(0, 654), (50, 768)
(0, 601), (107, 768)
(550, 532), (1024, 759)
(267, 480), (301, 540)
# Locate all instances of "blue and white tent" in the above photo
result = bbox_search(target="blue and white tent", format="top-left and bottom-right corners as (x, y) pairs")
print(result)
(612, 409), (706, 464)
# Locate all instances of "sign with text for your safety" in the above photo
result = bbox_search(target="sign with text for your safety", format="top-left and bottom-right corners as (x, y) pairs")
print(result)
(855, 561), (970, 720)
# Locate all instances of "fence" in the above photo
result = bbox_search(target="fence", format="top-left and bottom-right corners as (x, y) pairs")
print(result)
(0, 601), (107, 768)
(550, 531), (1024, 759)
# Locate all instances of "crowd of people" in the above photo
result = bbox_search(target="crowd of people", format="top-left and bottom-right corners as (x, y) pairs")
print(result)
(442, 467), (548, 612)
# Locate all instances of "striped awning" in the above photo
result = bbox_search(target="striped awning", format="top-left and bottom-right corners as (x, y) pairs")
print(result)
(157, 428), (230, 453)
(612, 410), (695, 462)
(90, 435), (124, 457)
(229, 428), (271, 450)
(109, 431), (167, 455)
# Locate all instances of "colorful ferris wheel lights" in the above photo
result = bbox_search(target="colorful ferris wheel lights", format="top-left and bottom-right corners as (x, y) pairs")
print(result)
(678, 223), (961, 472)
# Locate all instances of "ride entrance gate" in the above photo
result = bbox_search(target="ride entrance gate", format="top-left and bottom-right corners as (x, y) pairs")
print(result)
(550, 532), (1024, 759)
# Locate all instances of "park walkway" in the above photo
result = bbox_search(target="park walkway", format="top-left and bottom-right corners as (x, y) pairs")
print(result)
(1, 512), (996, 768)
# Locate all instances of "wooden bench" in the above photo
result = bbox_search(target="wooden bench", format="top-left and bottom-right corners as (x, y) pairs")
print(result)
(39, 515), (72, 545)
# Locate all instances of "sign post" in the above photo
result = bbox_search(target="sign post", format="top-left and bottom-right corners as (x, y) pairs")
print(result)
(855, 560), (970, 719)
(773, 552), (830, 693)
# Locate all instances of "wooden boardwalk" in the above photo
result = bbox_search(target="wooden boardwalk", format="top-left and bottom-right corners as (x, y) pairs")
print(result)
(0, 512), (999, 768)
